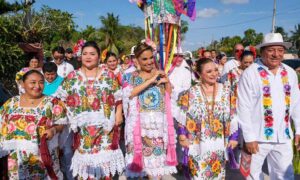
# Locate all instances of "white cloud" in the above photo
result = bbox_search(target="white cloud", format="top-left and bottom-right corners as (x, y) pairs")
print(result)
(239, 11), (269, 15)
(197, 8), (219, 18)
(223, 9), (232, 14)
(220, 0), (249, 4)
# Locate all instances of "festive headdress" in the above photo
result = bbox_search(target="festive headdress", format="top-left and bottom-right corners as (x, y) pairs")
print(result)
(73, 39), (86, 57)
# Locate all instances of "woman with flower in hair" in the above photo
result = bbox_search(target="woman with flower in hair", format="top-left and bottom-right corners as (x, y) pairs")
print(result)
(55, 41), (124, 179)
(15, 54), (41, 94)
(176, 58), (238, 179)
(0, 70), (66, 179)
(122, 41), (177, 179)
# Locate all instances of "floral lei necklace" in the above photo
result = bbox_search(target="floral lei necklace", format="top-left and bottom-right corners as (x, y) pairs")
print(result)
(258, 65), (291, 139)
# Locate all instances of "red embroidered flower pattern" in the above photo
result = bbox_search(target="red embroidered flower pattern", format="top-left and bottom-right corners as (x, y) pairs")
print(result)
(107, 94), (115, 107)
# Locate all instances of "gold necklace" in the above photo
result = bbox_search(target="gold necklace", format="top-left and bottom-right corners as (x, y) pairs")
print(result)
(22, 95), (42, 106)
(200, 83), (216, 126)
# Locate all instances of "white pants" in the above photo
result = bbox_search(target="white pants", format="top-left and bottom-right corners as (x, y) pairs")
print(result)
(247, 141), (294, 180)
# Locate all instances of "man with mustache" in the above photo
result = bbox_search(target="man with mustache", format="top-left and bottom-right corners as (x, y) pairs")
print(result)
(237, 33), (300, 180)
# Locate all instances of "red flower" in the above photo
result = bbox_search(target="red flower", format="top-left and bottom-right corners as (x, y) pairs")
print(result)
(93, 136), (102, 146)
(86, 126), (97, 137)
(10, 115), (22, 121)
(67, 71), (76, 79)
(259, 70), (268, 78)
(91, 98), (101, 110)
(102, 91), (107, 103)
(264, 93), (271, 97)
(284, 115), (289, 122)
(66, 94), (80, 107)
(228, 72), (236, 80)
(66, 96), (75, 107)
(38, 117), (48, 126)
(265, 121), (273, 127)
(25, 115), (35, 122)
(265, 116), (273, 123)
(280, 70), (287, 77)
(107, 94), (115, 106)
(52, 98), (59, 105)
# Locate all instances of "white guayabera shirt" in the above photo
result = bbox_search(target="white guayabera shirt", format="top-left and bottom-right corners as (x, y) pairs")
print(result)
(237, 60), (300, 143)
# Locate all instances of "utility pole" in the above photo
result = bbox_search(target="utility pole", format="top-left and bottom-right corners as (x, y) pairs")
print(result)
(271, 0), (276, 33)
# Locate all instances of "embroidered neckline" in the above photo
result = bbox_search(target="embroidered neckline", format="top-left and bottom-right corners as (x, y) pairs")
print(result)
(257, 65), (291, 139)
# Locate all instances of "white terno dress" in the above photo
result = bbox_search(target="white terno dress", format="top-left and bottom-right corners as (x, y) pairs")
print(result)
(122, 71), (177, 178)
(177, 83), (238, 179)
(55, 68), (125, 179)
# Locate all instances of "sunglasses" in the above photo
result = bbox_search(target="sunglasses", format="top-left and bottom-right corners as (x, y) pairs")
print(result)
(235, 49), (244, 53)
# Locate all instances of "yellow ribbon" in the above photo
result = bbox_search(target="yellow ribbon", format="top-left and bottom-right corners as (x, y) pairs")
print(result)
(165, 26), (178, 73)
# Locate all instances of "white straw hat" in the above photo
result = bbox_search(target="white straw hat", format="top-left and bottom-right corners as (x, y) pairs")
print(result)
(256, 33), (292, 49)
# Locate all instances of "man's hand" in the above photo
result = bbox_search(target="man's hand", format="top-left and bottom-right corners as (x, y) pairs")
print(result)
(227, 140), (238, 149)
(245, 141), (259, 154)
(179, 135), (189, 148)
(295, 135), (300, 151)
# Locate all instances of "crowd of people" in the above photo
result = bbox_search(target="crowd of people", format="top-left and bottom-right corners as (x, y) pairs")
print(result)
(0, 32), (300, 180)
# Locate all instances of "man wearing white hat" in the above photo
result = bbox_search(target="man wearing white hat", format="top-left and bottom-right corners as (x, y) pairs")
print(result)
(237, 33), (300, 179)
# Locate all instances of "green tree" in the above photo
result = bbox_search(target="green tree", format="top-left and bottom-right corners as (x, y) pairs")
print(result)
(291, 24), (300, 49)
(99, 13), (121, 55)
(275, 26), (288, 41)
(180, 20), (189, 41)
(0, 0), (35, 14)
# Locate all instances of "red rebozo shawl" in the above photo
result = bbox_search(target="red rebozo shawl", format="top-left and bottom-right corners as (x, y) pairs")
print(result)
(40, 135), (58, 180)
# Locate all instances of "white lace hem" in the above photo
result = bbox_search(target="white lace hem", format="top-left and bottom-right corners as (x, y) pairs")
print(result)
(68, 111), (115, 132)
(125, 153), (177, 177)
(0, 134), (59, 155)
(71, 149), (125, 179)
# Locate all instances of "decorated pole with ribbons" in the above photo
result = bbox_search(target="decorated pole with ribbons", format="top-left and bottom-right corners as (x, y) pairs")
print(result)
(129, 0), (196, 73)
(129, 0), (197, 179)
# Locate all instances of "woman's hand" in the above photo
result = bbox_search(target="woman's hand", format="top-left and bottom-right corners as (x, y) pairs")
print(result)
(44, 127), (56, 140)
(179, 135), (189, 148)
(149, 70), (165, 84)
(227, 140), (238, 149)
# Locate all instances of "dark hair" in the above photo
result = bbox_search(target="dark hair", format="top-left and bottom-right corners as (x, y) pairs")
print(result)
(42, 62), (58, 73)
(82, 41), (101, 56)
(65, 48), (73, 53)
(52, 46), (65, 55)
(196, 58), (214, 73)
(22, 70), (44, 82)
(216, 53), (226, 61)
(24, 53), (39, 67)
(240, 50), (254, 61)
(104, 51), (117, 63)
(134, 42), (153, 58)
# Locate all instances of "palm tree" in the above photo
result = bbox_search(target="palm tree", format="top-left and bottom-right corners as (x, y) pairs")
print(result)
(99, 13), (122, 55)
(290, 24), (300, 49)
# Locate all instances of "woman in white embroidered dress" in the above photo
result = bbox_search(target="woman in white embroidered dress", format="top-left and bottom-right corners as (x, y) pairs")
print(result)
(177, 59), (239, 179)
(55, 41), (124, 179)
(225, 51), (255, 118)
(0, 70), (66, 179)
(122, 42), (177, 179)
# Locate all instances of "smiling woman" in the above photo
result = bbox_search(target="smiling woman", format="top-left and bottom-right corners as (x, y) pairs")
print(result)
(0, 70), (67, 179)
(122, 42), (177, 179)
(55, 41), (125, 180)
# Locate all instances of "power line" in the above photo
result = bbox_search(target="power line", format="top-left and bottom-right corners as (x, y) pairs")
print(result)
(191, 7), (300, 30)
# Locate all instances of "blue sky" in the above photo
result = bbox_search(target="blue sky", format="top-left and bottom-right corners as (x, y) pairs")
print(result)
(8, 0), (300, 51)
